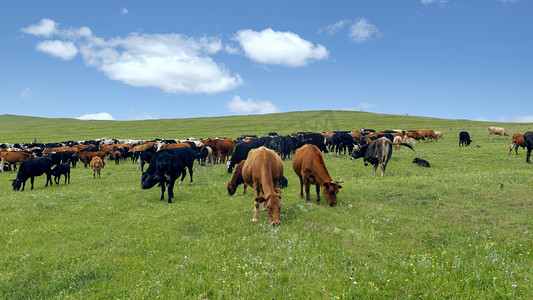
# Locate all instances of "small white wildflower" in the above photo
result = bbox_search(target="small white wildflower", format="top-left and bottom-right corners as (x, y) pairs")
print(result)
(353, 281), (358, 285)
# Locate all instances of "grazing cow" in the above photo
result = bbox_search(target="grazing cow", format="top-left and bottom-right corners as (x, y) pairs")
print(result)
(488, 126), (510, 139)
(331, 132), (355, 155)
(459, 131), (472, 147)
(195, 146), (213, 166)
(112, 151), (122, 165)
(203, 138), (235, 164)
(227, 139), (265, 173)
(164, 147), (195, 185)
(509, 133), (526, 155)
(141, 149), (186, 203)
(435, 131), (445, 141)
(74, 151), (107, 168)
(227, 161), (247, 196)
(405, 131), (425, 143)
(242, 147), (284, 226)
(52, 163), (71, 184)
(412, 157), (430, 168)
(292, 144), (343, 206)
(90, 156), (104, 179)
(416, 129), (438, 142)
(351, 137), (414, 176)
(12, 157), (53, 191)
(524, 132), (533, 164)
(0, 151), (34, 171)
(393, 136), (403, 150)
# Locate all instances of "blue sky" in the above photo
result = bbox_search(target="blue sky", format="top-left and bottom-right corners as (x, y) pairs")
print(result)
(1, 0), (532, 122)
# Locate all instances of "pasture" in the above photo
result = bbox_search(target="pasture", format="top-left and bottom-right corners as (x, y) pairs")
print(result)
(1, 111), (532, 299)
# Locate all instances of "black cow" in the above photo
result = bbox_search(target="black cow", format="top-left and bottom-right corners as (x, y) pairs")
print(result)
(459, 131), (472, 147)
(278, 175), (288, 188)
(525, 131), (533, 164)
(138, 150), (155, 172)
(52, 163), (71, 184)
(294, 132), (328, 153)
(164, 147), (195, 184)
(12, 157), (53, 191)
(331, 132), (355, 155)
(272, 136), (294, 160)
(227, 139), (265, 173)
(141, 150), (185, 203)
(351, 137), (414, 176)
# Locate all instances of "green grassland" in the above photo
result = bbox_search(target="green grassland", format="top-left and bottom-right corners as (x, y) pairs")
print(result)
(1, 111), (532, 299)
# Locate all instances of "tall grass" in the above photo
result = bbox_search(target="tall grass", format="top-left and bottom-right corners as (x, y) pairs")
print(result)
(1, 111), (532, 299)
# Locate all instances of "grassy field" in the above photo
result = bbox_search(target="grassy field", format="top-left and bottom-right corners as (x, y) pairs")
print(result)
(1, 111), (532, 299)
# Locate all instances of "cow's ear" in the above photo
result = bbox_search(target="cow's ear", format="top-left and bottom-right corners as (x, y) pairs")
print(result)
(255, 196), (267, 203)
(337, 184), (343, 189)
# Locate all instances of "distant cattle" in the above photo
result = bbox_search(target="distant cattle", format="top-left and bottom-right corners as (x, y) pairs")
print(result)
(416, 129), (438, 142)
(52, 163), (71, 184)
(351, 137), (414, 176)
(242, 147), (284, 226)
(12, 157), (53, 191)
(227, 161), (247, 196)
(488, 127), (510, 139)
(524, 132), (533, 164)
(435, 131), (445, 141)
(459, 131), (472, 147)
(509, 133), (526, 155)
(412, 157), (430, 168)
(203, 138), (235, 164)
(331, 132), (355, 155)
(227, 139), (265, 173)
(292, 144), (342, 206)
(75, 151), (106, 168)
(90, 156), (104, 179)
(405, 131), (425, 143)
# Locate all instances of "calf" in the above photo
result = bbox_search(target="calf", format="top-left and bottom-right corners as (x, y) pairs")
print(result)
(488, 126), (510, 139)
(292, 144), (342, 206)
(12, 157), (53, 191)
(52, 163), (71, 184)
(242, 147), (284, 226)
(90, 156), (104, 179)
(412, 157), (430, 168)
(141, 150), (185, 203)
(459, 131), (472, 147)
(351, 137), (414, 176)
(509, 133), (525, 155)
(227, 161), (247, 196)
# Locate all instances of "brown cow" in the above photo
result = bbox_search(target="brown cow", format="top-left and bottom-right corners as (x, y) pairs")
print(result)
(157, 142), (191, 151)
(242, 147), (283, 226)
(42, 146), (77, 154)
(203, 138), (235, 164)
(405, 131), (425, 143)
(292, 144), (342, 206)
(509, 133), (526, 155)
(0, 151), (34, 171)
(227, 161), (247, 196)
(90, 156), (104, 179)
(416, 129), (438, 142)
(488, 126), (510, 139)
(113, 151), (122, 165)
(74, 151), (107, 168)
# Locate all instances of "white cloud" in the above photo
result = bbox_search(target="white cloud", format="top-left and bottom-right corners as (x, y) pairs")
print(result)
(20, 87), (33, 99)
(122, 8), (129, 14)
(22, 19), (243, 94)
(349, 18), (380, 43)
(319, 20), (349, 35)
(227, 95), (280, 115)
(234, 28), (328, 67)
(36, 40), (78, 60)
(77, 112), (115, 120)
(20, 18), (58, 37)
(514, 115), (533, 123)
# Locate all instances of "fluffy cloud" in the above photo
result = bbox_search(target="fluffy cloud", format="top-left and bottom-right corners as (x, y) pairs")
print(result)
(36, 40), (78, 60)
(514, 115), (533, 123)
(20, 18), (58, 37)
(22, 20), (243, 94)
(77, 112), (115, 120)
(349, 18), (380, 43)
(234, 28), (328, 67)
(226, 95), (280, 115)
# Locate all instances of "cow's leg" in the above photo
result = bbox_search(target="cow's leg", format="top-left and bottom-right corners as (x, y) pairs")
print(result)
(160, 181), (166, 200)
(93, 169), (96, 180)
(303, 178), (311, 202)
(188, 164), (193, 183)
(527, 147), (532, 164)
(30, 176), (35, 190)
(381, 163), (387, 177)
(253, 201), (261, 222)
(509, 144), (515, 155)
(167, 179), (175, 203)
(67, 173), (70, 184)
(315, 184), (321, 205)
(372, 164), (378, 176)
(298, 176), (304, 199)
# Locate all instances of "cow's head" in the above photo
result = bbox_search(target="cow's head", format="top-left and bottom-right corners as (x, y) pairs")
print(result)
(350, 145), (363, 160)
(227, 181), (237, 196)
(11, 179), (22, 191)
(321, 181), (343, 206)
(141, 172), (159, 189)
(256, 189), (282, 226)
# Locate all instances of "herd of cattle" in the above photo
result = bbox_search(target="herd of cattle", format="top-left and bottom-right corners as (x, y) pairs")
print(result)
(2, 127), (532, 225)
